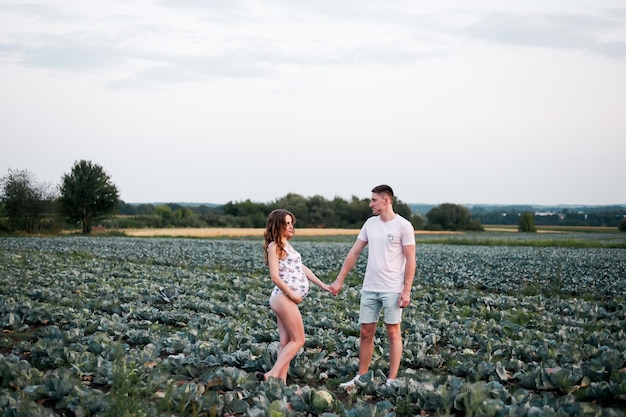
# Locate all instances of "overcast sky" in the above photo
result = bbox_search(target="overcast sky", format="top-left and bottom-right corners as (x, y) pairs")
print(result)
(1, 1), (625, 206)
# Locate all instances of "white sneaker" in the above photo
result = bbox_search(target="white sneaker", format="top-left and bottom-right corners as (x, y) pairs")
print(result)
(339, 374), (360, 388)
(385, 378), (396, 386)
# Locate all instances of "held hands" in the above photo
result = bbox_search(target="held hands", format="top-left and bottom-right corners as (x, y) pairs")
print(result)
(329, 280), (342, 297)
(321, 283), (334, 294)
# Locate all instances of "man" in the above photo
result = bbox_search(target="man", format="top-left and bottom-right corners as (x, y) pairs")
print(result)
(330, 184), (416, 388)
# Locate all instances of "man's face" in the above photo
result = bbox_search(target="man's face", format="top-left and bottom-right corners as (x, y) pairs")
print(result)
(369, 192), (387, 215)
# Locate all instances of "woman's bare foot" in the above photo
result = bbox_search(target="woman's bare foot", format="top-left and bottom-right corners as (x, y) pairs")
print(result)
(263, 373), (285, 384)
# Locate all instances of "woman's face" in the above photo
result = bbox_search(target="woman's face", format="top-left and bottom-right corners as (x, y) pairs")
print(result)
(283, 214), (295, 239)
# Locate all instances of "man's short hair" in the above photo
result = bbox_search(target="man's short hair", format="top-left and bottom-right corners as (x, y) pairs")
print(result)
(371, 184), (394, 198)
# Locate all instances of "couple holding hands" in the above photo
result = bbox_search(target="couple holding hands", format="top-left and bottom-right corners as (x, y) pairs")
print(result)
(262, 185), (416, 388)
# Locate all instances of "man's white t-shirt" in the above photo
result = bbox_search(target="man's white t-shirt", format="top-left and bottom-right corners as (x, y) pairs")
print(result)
(357, 214), (416, 293)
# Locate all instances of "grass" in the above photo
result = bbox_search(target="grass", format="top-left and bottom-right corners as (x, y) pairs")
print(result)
(486, 224), (622, 233)
(415, 236), (626, 249)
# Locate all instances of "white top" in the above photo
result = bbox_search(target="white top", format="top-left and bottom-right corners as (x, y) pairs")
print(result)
(269, 243), (309, 300)
(358, 214), (415, 293)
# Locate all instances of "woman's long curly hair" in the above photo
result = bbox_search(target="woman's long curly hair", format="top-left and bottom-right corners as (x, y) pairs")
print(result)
(263, 209), (295, 265)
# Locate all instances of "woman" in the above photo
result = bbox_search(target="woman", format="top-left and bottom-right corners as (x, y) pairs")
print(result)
(263, 209), (331, 383)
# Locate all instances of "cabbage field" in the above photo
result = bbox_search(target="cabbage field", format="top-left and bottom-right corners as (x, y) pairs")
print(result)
(1, 236), (625, 416)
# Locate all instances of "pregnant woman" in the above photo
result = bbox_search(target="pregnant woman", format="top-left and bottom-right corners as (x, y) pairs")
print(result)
(262, 209), (331, 383)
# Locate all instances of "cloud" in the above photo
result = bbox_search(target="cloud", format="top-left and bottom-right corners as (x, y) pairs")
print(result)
(0, 12), (436, 90)
(156, 0), (240, 11)
(608, 7), (626, 18)
(19, 37), (130, 71)
(459, 10), (626, 58)
(0, 2), (71, 22)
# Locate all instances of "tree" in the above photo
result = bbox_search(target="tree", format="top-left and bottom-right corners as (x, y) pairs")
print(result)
(155, 205), (174, 227)
(271, 193), (309, 225)
(394, 198), (413, 221)
(518, 211), (537, 233)
(410, 213), (425, 230)
(0, 168), (56, 233)
(426, 203), (483, 231)
(306, 195), (337, 228)
(343, 195), (371, 228)
(223, 199), (267, 228)
(58, 160), (120, 234)
(619, 218), (626, 232)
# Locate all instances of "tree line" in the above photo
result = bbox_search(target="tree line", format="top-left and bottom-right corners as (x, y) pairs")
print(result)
(110, 194), (435, 230)
(470, 206), (626, 228)
(2, 161), (625, 234)
(0, 161), (119, 234)
(110, 201), (625, 231)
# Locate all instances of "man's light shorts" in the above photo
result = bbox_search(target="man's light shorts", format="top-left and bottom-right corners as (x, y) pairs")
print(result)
(359, 291), (402, 324)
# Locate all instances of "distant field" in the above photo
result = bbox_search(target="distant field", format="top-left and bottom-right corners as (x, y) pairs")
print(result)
(120, 228), (459, 237)
(119, 225), (621, 238)
(484, 225), (620, 233)
(121, 227), (358, 237)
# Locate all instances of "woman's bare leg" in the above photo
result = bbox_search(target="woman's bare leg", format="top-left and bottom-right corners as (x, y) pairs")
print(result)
(265, 293), (305, 383)
(274, 314), (289, 381)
